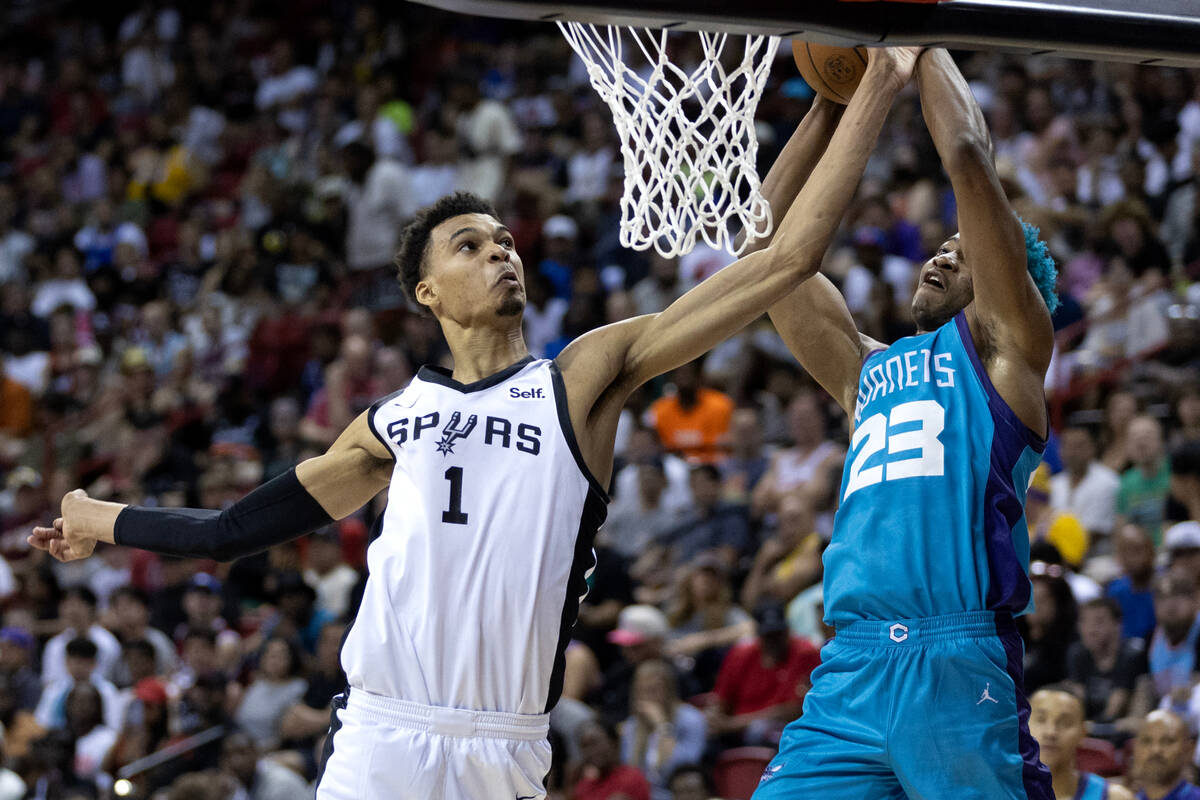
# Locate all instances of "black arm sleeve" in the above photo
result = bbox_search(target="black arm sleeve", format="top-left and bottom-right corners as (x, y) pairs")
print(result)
(113, 468), (335, 562)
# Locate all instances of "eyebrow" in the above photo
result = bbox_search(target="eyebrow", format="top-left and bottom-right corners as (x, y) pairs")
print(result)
(448, 225), (513, 243)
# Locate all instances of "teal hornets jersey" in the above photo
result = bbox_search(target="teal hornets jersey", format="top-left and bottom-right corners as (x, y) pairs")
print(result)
(1075, 773), (1108, 800)
(823, 312), (1046, 625)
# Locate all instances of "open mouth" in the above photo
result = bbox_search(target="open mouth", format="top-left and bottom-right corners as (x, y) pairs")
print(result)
(496, 273), (520, 287)
(922, 271), (946, 291)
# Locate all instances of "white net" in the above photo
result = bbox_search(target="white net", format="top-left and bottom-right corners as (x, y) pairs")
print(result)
(558, 23), (780, 258)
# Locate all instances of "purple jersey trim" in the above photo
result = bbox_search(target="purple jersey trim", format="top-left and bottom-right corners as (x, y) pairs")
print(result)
(998, 618), (1054, 800)
(952, 313), (1047, 452)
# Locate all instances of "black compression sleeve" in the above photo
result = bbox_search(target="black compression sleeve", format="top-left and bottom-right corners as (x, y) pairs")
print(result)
(113, 468), (335, 561)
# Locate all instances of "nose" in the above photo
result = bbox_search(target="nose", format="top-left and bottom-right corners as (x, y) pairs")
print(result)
(488, 244), (510, 263)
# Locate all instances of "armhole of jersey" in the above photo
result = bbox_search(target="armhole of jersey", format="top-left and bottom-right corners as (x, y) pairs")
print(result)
(548, 361), (611, 503)
(366, 388), (405, 463)
(952, 313), (1047, 453)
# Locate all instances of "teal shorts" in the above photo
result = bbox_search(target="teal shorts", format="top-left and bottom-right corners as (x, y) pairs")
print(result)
(752, 611), (1052, 800)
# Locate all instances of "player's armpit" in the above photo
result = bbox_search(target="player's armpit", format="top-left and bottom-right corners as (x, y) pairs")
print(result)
(767, 272), (876, 416)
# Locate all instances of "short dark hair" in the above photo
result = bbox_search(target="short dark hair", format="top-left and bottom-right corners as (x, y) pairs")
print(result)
(123, 638), (156, 660)
(112, 586), (150, 607)
(62, 586), (98, 608)
(1171, 441), (1200, 478)
(1080, 596), (1123, 622)
(66, 637), (99, 660)
(667, 763), (715, 793)
(689, 464), (721, 483)
(394, 192), (498, 307)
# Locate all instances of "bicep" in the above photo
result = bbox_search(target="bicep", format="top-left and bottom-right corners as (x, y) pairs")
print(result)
(767, 272), (867, 415)
(296, 411), (393, 519)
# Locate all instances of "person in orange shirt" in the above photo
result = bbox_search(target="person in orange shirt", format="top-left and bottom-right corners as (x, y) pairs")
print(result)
(0, 367), (33, 437)
(646, 360), (733, 464)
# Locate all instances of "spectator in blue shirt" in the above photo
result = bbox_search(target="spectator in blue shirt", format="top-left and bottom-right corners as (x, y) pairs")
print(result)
(1108, 523), (1159, 641)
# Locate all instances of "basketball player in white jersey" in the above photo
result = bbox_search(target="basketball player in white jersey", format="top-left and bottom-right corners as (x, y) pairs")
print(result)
(30, 48), (921, 800)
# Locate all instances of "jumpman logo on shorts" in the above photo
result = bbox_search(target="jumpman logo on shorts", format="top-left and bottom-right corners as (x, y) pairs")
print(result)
(976, 682), (999, 705)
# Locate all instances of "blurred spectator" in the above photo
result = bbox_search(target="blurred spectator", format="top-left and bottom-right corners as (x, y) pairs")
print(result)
(1148, 573), (1200, 715)
(107, 586), (178, 683)
(1028, 685), (1135, 800)
(452, 73), (523, 201)
(259, 570), (333, 654)
(41, 587), (121, 687)
(596, 605), (696, 724)
(300, 334), (385, 447)
(632, 254), (684, 317)
(174, 574), (240, 671)
(602, 456), (681, 562)
(664, 556), (753, 687)
(342, 140), (413, 289)
(1166, 523), (1200, 586)
(619, 659), (706, 800)
(233, 637), (307, 752)
(657, 467), (752, 571)
(1128, 710), (1200, 800)
(219, 730), (310, 800)
(1027, 468), (1094, 590)
(278, 622), (345, 765)
(63, 682), (117, 789)
(573, 718), (652, 800)
(752, 392), (842, 519)
(719, 406), (770, 505)
(1066, 597), (1148, 724)
(709, 604), (820, 748)
(1108, 524), (1160, 642)
(0, 628), (39, 712)
(647, 362), (734, 466)
(1171, 441), (1200, 524)
(1102, 391), (1141, 474)
(303, 527), (358, 620)
(35, 637), (123, 733)
(1051, 426), (1121, 541)
(741, 492), (822, 611)
(1020, 562), (1079, 693)
(665, 764), (716, 800)
(1119, 416), (1172, 544)
(0, 725), (24, 800)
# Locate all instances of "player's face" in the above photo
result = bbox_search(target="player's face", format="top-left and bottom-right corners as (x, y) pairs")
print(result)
(1028, 690), (1085, 769)
(911, 235), (974, 332)
(1133, 714), (1190, 785)
(420, 213), (526, 324)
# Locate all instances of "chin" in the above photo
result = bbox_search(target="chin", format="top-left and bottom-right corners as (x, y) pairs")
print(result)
(497, 297), (525, 318)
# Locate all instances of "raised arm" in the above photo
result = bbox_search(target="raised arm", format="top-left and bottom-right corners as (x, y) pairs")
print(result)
(30, 411), (393, 563)
(917, 49), (1054, 378)
(559, 50), (918, 479)
(743, 94), (882, 417)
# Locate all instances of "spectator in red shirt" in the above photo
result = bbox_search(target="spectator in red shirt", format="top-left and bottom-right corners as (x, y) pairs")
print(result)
(708, 603), (821, 748)
(573, 719), (651, 800)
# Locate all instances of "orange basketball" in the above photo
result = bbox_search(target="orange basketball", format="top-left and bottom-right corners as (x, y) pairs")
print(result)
(792, 41), (869, 104)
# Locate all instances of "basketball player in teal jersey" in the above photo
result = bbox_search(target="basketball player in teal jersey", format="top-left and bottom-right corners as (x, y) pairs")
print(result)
(748, 49), (1059, 799)
(1028, 687), (1134, 800)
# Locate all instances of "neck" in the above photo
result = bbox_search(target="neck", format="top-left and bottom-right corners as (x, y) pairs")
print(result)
(1069, 463), (1089, 482)
(442, 323), (529, 384)
(1050, 765), (1079, 800)
(1144, 779), (1180, 800)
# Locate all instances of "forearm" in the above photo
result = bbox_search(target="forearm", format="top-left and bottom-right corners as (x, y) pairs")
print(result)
(115, 468), (334, 561)
(740, 98), (844, 255)
(917, 50), (992, 170)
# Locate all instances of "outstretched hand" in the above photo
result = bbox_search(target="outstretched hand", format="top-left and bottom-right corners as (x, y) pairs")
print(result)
(28, 489), (100, 562)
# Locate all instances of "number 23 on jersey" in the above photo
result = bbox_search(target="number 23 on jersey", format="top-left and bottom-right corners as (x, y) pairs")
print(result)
(844, 399), (946, 501)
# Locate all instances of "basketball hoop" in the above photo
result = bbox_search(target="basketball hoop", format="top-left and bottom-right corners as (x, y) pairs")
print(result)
(557, 23), (780, 258)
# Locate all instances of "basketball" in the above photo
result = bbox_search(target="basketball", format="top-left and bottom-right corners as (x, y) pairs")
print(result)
(792, 41), (869, 104)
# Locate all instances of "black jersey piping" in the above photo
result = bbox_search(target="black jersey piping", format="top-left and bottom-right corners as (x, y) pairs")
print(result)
(366, 388), (406, 462)
(417, 355), (536, 393)
(543, 488), (607, 713)
(548, 360), (611, 503)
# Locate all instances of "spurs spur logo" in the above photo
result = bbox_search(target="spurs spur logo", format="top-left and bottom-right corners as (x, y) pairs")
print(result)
(435, 411), (478, 456)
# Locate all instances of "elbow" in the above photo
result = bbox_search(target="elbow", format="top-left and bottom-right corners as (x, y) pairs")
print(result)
(943, 134), (994, 177)
(764, 243), (821, 283)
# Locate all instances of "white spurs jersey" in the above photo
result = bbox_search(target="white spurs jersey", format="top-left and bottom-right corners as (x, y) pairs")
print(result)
(341, 356), (608, 715)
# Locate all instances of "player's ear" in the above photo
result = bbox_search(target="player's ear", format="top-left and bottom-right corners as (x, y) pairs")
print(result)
(415, 277), (437, 311)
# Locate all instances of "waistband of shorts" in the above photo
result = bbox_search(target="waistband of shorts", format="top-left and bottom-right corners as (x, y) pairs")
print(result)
(832, 610), (1016, 647)
(343, 689), (550, 740)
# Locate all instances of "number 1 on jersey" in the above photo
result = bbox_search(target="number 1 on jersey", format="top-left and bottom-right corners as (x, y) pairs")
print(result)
(443, 466), (468, 525)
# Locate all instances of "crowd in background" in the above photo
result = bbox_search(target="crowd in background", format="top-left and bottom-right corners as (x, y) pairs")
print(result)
(1, 1), (1200, 798)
